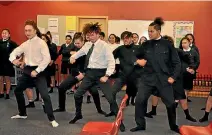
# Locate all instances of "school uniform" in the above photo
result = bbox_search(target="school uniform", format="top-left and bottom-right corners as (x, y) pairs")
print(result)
(190, 44), (200, 79)
(59, 43), (74, 74)
(111, 43), (142, 105)
(9, 35), (56, 122)
(182, 48), (199, 90)
(70, 39), (119, 124)
(0, 39), (18, 77)
(55, 50), (104, 114)
(173, 48), (194, 100)
(190, 43), (200, 55)
(132, 38), (181, 132)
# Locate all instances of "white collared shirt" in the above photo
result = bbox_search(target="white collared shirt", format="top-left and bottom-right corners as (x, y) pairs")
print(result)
(156, 36), (162, 40)
(9, 35), (51, 73)
(66, 44), (70, 47)
(71, 38), (115, 76)
(183, 47), (191, 52)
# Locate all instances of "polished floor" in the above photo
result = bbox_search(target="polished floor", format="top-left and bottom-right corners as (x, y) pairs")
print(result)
(0, 88), (211, 135)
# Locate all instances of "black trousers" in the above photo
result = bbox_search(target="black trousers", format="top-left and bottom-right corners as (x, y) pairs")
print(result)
(135, 74), (176, 129)
(58, 74), (102, 112)
(125, 73), (139, 100)
(14, 67), (55, 121)
(112, 72), (138, 100)
(74, 69), (119, 116)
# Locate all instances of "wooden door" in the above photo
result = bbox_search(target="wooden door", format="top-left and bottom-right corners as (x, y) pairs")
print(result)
(77, 16), (108, 38)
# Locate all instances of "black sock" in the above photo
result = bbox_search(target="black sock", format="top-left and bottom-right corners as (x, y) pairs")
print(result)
(184, 109), (189, 117)
(152, 105), (157, 113)
(175, 102), (178, 108)
(204, 111), (209, 117)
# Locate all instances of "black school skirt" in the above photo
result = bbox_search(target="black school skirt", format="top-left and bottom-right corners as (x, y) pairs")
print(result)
(152, 76), (186, 100)
(0, 62), (15, 77)
(183, 72), (194, 90)
(46, 63), (56, 76)
(173, 75), (186, 100)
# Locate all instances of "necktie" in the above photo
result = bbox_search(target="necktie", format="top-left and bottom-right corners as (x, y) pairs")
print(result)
(84, 44), (94, 70)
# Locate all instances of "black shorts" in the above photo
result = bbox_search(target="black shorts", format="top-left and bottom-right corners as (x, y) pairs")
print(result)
(61, 62), (71, 74)
(183, 72), (194, 90)
(46, 64), (56, 76)
(0, 63), (15, 77)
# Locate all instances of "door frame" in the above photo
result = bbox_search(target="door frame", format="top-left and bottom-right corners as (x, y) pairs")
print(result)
(76, 16), (108, 37)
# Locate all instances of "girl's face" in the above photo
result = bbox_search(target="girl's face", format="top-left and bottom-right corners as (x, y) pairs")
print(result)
(41, 36), (47, 43)
(186, 35), (193, 44)
(74, 39), (84, 48)
(2, 30), (10, 40)
(109, 35), (116, 44)
(182, 39), (190, 49)
(132, 34), (139, 44)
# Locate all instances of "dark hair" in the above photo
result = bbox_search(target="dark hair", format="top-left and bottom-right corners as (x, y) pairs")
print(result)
(73, 32), (82, 40)
(132, 33), (139, 38)
(121, 31), (133, 39)
(115, 36), (120, 43)
(2, 29), (10, 34)
(74, 34), (84, 42)
(46, 31), (52, 39)
(179, 37), (190, 50)
(66, 35), (72, 39)
(71, 32), (82, 44)
(139, 36), (147, 44)
(41, 34), (51, 46)
(82, 22), (101, 35)
(185, 33), (195, 44)
(140, 36), (147, 41)
(25, 20), (42, 38)
(109, 34), (116, 39)
(149, 17), (165, 31)
(163, 35), (174, 45)
(100, 32), (105, 38)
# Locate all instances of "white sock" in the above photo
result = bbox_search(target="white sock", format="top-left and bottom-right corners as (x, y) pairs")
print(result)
(50, 120), (59, 127)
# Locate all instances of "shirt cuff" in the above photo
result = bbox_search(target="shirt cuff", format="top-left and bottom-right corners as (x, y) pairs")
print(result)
(9, 56), (16, 63)
(106, 71), (112, 77)
(35, 67), (41, 74)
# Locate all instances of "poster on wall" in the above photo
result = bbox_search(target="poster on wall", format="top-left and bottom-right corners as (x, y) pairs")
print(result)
(173, 21), (194, 48)
(48, 18), (59, 33)
(52, 34), (59, 46)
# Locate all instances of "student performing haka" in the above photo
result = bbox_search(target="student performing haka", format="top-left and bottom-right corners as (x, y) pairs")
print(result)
(69, 23), (120, 130)
(105, 31), (145, 115)
(53, 34), (106, 116)
(9, 20), (58, 127)
(131, 17), (181, 133)
(146, 36), (197, 122)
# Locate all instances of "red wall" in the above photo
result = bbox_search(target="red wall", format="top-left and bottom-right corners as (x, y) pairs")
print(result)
(1, 1), (212, 74)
